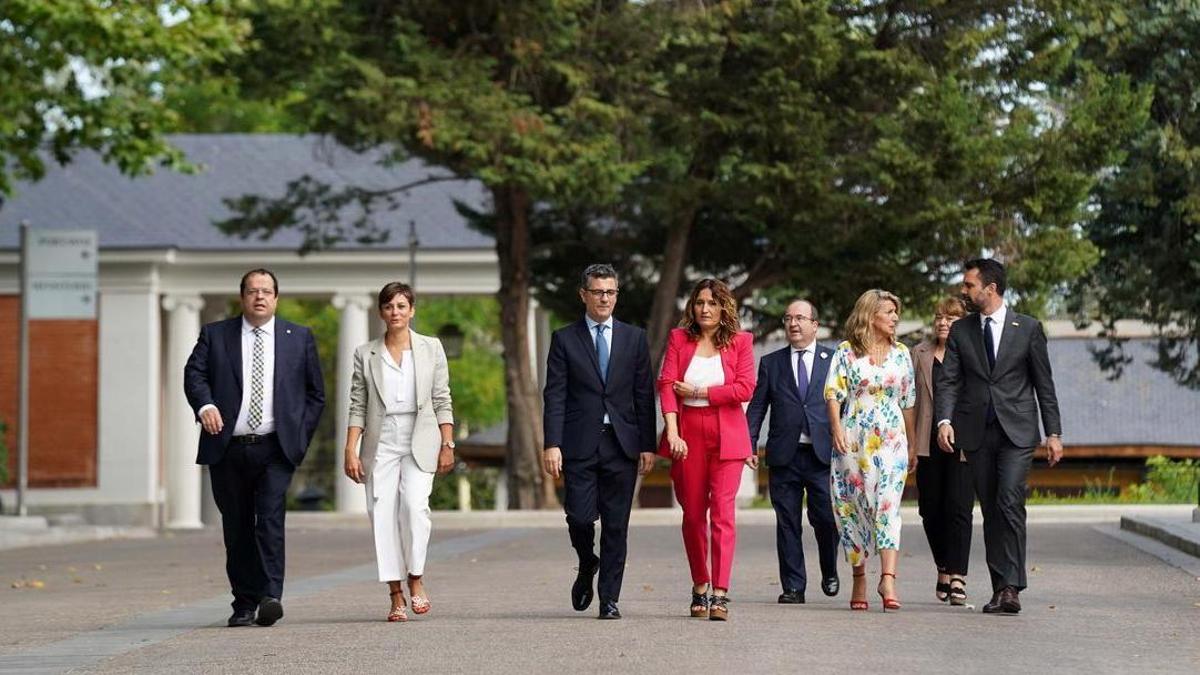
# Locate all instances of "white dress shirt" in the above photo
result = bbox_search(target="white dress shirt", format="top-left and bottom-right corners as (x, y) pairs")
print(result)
(381, 348), (417, 415)
(232, 316), (276, 435)
(585, 314), (614, 423)
(980, 302), (1008, 362)
(791, 345), (814, 444)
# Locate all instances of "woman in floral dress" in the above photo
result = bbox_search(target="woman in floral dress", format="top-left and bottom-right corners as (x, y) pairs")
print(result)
(824, 289), (917, 611)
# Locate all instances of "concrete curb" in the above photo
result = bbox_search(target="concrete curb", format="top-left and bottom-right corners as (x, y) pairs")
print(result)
(1119, 515), (1200, 559)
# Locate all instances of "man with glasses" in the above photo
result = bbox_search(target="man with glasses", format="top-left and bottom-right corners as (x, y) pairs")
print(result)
(542, 264), (657, 619)
(184, 268), (325, 627)
(747, 299), (840, 604)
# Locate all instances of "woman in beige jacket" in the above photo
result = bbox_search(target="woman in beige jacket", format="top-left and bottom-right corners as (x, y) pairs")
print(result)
(912, 296), (972, 606)
(344, 282), (455, 622)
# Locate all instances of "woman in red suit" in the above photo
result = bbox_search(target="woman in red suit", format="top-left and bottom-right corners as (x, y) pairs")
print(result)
(658, 278), (756, 621)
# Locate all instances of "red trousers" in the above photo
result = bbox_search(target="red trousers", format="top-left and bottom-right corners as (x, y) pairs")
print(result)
(671, 406), (745, 590)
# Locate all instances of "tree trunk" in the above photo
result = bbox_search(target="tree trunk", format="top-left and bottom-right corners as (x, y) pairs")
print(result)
(494, 185), (558, 509)
(646, 213), (694, 366)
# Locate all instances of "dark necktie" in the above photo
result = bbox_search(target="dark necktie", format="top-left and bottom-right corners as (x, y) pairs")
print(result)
(595, 324), (609, 384)
(983, 318), (997, 423)
(983, 317), (997, 371)
(795, 349), (810, 436)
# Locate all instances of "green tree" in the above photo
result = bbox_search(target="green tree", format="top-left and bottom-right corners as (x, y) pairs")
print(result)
(0, 0), (246, 196)
(215, 1), (648, 508)
(1069, 2), (1200, 388)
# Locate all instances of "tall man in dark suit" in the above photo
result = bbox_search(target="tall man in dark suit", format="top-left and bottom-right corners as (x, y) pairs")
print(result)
(936, 258), (1062, 615)
(747, 299), (839, 604)
(185, 269), (325, 627)
(542, 264), (657, 620)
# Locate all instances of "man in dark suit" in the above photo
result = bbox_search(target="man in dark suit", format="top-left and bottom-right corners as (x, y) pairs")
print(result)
(184, 268), (325, 627)
(542, 264), (657, 620)
(935, 258), (1062, 615)
(747, 298), (839, 604)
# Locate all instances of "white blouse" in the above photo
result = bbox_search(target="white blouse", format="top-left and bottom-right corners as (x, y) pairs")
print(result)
(682, 354), (724, 407)
(381, 348), (417, 415)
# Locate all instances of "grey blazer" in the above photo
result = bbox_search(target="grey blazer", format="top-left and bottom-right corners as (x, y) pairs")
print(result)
(348, 331), (454, 475)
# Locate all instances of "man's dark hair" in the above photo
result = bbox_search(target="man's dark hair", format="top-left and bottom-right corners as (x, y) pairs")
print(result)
(580, 263), (618, 289)
(964, 258), (1006, 296)
(240, 268), (279, 296)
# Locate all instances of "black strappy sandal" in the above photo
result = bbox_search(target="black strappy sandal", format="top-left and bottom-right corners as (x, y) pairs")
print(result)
(708, 594), (729, 621)
(948, 577), (967, 606)
(936, 580), (951, 603)
(689, 591), (710, 618)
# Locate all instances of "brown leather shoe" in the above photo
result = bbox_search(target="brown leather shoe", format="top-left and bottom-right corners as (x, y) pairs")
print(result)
(1000, 586), (1021, 614)
(981, 591), (1004, 614)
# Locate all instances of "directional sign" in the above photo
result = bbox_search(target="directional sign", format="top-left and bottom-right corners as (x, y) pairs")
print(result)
(24, 229), (98, 319)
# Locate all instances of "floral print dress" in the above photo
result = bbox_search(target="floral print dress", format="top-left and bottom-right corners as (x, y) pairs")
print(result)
(824, 340), (916, 566)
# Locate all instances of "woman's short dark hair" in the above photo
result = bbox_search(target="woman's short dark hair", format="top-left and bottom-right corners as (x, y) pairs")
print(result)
(378, 282), (415, 309)
(964, 258), (1007, 296)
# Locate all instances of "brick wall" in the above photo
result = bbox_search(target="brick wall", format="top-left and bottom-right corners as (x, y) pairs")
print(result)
(0, 295), (99, 487)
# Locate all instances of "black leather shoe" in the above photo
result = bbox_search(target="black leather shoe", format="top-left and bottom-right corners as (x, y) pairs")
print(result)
(572, 557), (599, 611)
(777, 590), (805, 604)
(227, 609), (255, 627)
(598, 599), (621, 620)
(255, 597), (284, 626)
(1000, 586), (1021, 614)
(821, 576), (840, 597)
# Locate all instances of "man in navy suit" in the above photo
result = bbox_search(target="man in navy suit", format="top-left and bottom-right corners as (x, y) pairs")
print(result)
(747, 298), (839, 603)
(184, 269), (325, 627)
(542, 264), (657, 620)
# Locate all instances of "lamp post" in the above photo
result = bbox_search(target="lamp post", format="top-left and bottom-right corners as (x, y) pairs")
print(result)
(437, 323), (465, 360)
(408, 220), (418, 289)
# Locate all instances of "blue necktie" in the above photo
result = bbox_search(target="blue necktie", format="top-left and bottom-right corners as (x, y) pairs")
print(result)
(595, 324), (609, 384)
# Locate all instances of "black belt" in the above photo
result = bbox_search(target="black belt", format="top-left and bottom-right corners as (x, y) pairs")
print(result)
(230, 432), (276, 445)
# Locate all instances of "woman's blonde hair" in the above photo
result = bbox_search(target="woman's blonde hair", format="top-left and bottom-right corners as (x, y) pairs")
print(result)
(679, 278), (740, 349)
(934, 295), (966, 319)
(844, 289), (903, 355)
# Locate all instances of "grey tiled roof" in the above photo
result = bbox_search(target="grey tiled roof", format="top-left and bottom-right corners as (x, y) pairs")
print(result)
(0, 134), (492, 251)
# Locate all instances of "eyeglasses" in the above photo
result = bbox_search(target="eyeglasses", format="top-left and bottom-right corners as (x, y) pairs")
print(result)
(584, 289), (619, 299)
(243, 288), (275, 297)
(781, 315), (814, 325)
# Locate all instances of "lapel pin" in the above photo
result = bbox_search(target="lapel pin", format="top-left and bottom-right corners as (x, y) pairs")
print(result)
(1011, 322), (1019, 327)
(287, 329), (292, 334)
(820, 352), (828, 359)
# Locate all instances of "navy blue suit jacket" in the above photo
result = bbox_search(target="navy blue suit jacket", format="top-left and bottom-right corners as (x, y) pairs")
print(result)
(747, 343), (835, 466)
(184, 316), (325, 466)
(543, 318), (656, 461)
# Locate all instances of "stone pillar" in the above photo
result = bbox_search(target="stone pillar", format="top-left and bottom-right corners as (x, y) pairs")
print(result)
(736, 464), (759, 508)
(162, 294), (205, 529)
(198, 298), (227, 527)
(333, 293), (372, 513)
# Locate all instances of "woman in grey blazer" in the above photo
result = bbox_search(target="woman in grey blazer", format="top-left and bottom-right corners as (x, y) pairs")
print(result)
(344, 282), (455, 622)
(912, 296), (972, 606)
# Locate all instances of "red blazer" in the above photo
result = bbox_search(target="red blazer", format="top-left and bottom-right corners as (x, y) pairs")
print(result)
(657, 328), (757, 459)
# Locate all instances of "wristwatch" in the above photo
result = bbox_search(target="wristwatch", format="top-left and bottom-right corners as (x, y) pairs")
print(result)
(441, 440), (456, 449)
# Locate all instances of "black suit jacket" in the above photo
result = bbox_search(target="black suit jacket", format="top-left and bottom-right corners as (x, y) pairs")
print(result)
(543, 318), (656, 460)
(747, 344), (835, 466)
(933, 309), (1062, 451)
(184, 316), (326, 466)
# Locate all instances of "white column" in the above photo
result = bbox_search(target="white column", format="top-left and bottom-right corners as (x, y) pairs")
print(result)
(162, 294), (205, 529)
(198, 298), (228, 527)
(333, 293), (372, 513)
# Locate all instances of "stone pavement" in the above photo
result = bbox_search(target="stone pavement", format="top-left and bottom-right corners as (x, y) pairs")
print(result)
(1, 507), (1198, 674)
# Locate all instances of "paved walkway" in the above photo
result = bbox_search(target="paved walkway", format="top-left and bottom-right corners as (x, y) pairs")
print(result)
(1, 508), (1197, 674)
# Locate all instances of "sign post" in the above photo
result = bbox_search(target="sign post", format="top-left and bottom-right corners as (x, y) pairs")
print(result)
(16, 224), (98, 515)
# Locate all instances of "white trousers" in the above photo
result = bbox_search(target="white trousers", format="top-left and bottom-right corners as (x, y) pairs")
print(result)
(366, 413), (435, 582)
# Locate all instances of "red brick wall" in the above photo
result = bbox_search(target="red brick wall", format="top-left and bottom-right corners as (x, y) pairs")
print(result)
(0, 295), (98, 487)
